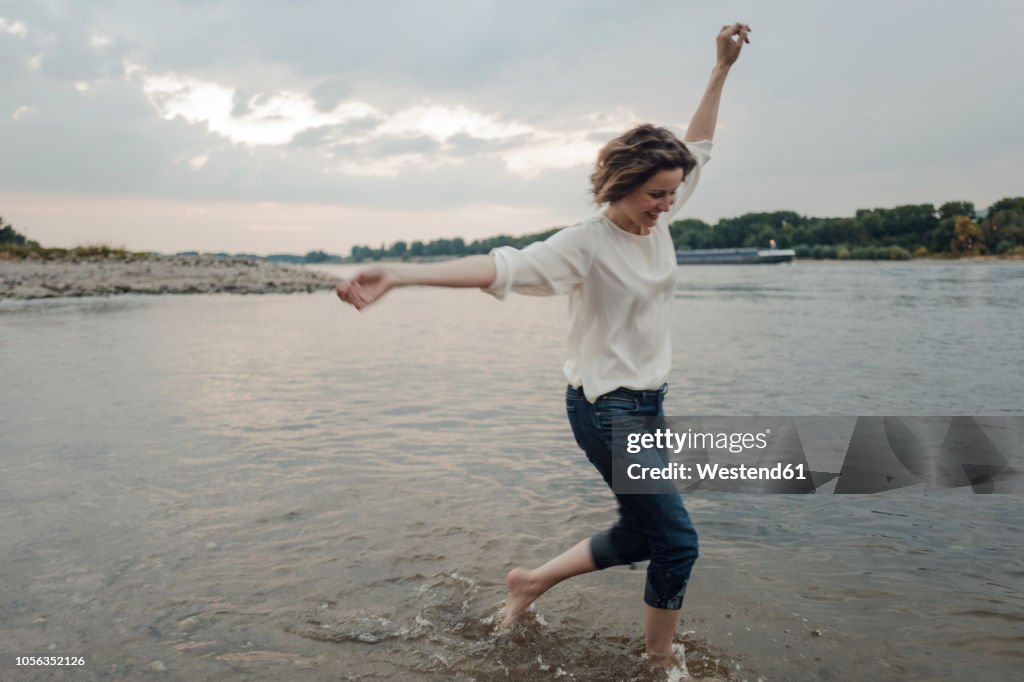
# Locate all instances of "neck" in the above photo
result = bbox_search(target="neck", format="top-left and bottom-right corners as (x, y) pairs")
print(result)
(604, 207), (648, 236)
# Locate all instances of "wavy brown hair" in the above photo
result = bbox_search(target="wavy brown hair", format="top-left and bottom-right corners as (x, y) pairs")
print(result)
(590, 124), (696, 205)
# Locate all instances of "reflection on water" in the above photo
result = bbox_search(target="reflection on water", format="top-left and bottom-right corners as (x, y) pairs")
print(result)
(1, 263), (1022, 681)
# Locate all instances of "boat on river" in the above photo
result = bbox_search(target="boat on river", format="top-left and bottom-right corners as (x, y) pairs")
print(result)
(676, 247), (795, 265)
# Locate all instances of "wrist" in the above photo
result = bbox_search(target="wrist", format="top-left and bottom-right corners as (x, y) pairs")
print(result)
(712, 63), (732, 78)
(388, 267), (408, 287)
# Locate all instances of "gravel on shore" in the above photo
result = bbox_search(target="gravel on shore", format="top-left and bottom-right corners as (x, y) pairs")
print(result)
(0, 254), (339, 299)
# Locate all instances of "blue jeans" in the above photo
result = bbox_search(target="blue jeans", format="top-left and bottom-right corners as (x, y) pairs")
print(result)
(566, 384), (699, 610)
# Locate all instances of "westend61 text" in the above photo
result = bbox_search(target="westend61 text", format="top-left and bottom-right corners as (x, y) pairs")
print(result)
(625, 428), (769, 454)
(626, 462), (807, 481)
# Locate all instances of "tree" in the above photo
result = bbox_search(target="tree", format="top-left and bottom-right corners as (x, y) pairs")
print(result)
(856, 204), (937, 249)
(855, 209), (886, 241)
(817, 217), (865, 245)
(350, 245), (373, 262)
(0, 217), (39, 247)
(939, 200), (975, 220)
(931, 220), (956, 254)
(951, 216), (986, 256)
(669, 218), (713, 250)
(884, 204), (938, 249)
(981, 197), (1024, 253)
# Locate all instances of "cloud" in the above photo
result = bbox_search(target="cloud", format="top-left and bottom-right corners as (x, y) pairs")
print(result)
(0, 17), (28, 37)
(127, 63), (639, 180)
(12, 105), (36, 121)
(372, 103), (532, 142)
(499, 132), (605, 179)
(134, 66), (378, 147)
(188, 154), (209, 170)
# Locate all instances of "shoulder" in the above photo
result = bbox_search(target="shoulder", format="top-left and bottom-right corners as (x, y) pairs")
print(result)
(683, 139), (713, 169)
(530, 214), (604, 271)
(546, 214), (605, 246)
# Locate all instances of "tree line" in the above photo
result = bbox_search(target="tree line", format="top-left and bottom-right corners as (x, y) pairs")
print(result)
(6, 197), (1023, 263)
(348, 229), (561, 262)
(348, 197), (1024, 262)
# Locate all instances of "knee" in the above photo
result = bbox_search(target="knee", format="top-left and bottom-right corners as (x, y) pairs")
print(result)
(611, 525), (651, 564)
(679, 526), (699, 562)
(590, 528), (650, 569)
(655, 525), (699, 574)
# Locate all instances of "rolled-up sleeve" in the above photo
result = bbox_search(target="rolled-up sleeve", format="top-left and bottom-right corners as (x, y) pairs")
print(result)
(667, 139), (712, 221)
(482, 224), (594, 300)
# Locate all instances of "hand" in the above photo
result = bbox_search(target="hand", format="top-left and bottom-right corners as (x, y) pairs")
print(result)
(716, 22), (751, 68)
(335, 267), (399, 311)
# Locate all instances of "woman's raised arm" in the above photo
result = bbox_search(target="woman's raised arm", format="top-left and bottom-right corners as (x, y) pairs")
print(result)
(335, 254), (497, 310)
(684, 22), (751, 143)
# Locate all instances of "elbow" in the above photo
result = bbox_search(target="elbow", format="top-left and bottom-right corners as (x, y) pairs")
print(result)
(482, 253), (498, 289)
(480, 252), (508, 299)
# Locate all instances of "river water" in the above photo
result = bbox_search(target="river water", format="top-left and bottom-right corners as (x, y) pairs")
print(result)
(1, 261), (1022, 681)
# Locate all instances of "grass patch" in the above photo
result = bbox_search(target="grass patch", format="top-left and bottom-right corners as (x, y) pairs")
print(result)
(0, 243), (151, 261)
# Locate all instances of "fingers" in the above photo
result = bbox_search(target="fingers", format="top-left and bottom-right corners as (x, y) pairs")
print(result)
(337, 268), (392, 311)
(348, 282), (371, 310)
(335, 280), (370, 311)
(720, 22), (752, 44)
(344, 286), (368, 310)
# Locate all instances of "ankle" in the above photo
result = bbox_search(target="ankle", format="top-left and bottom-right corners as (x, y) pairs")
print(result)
(523, 571), (547, 596)
(645, 645), (674, 660)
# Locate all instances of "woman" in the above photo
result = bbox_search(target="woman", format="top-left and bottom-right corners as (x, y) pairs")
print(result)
(336, 22), (751, 663)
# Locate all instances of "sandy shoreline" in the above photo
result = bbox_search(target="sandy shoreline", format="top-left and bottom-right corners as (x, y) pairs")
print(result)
(0, 255), (339, 299)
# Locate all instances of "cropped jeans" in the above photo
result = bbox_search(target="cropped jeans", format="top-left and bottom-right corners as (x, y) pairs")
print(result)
(566, 384), (699, 610)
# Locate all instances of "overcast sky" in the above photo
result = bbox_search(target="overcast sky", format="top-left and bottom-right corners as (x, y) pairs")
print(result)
(2, 0), (1022, 255)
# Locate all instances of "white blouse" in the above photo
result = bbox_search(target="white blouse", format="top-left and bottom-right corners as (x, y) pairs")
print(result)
(483, 139), (712, 403)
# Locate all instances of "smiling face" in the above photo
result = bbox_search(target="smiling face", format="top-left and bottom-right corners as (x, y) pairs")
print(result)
(604, 168), (684, 235)
(591, 125), (697, 234)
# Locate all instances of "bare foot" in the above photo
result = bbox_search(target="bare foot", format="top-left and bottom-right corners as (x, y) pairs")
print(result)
(501, 567), (542, 627)
(643, 643), (688, 681)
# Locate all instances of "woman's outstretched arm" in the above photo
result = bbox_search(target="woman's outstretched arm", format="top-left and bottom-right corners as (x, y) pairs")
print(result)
(684, 22), (751, 143)
(335, 254), (497, 310)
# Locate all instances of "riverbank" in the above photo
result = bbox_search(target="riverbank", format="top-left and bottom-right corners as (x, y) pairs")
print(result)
(0, 254), (338, 299)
